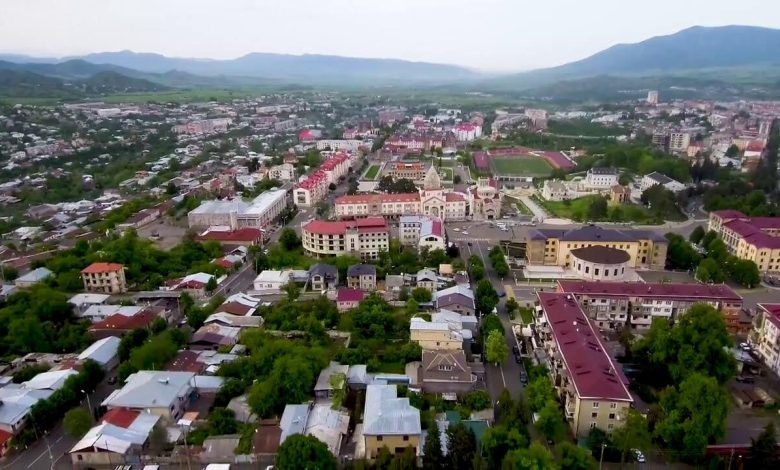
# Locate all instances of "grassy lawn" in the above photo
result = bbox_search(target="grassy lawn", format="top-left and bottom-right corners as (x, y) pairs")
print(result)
(492, 157), (553, 176)
(537, 195), (676, 224)
(439, 168), (454, 180)
(364, 164), (381, 180)
(518, 308), (534, 325)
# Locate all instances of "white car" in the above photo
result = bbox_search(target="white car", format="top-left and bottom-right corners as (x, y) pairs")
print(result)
(739, 342), (752, 351)
(632, 449), (646, 463)
(462, 231), (469, 235)
(453, 228), (460, 232)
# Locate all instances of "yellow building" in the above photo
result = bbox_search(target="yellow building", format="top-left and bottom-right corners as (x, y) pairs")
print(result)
(409, 317), (464, 350)
(753, 304), (780, 378)
(709, 210), (780, 272)
(525, 225), (667, 270)
(535, 292), (633, 437)
(363, 384), (421, 459)
(609, 185), (631, 205)
(80, 262), (127, 294)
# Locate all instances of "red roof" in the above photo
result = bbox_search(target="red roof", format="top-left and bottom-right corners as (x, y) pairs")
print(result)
(166, 350), (204, 373)
(746, 140), (765, 152)
(759, 304), (780, 329)
(337, 288), (364, 302)
(722, 220), (780, 249)
(197, 228), (263, 243)
(88, 307), (160, 333)
(81, 262), (124, 274)
(537, 292), (632, 401)
(0, 429), (12, 447)
(445, 192), (465, 202)
(102, 408), (140, 428)
(303, 217), (388, 236)
(711, 210), (748, 220)
(335, 193), (420, 205)
(556, 280), (742, 301)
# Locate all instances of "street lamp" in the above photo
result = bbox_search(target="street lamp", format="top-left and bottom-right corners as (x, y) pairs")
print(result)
(81, 389), (93, 420)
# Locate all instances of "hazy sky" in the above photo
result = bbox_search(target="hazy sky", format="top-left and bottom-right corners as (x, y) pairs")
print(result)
(2, 0), (779, 71)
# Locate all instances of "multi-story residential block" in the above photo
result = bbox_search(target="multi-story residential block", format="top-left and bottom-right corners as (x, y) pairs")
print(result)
(708, 210), (780, 273)
(753, 304), (780, 377)
(524, 225), (668, 270)
(556, 280), (744, 332)
(454, 123), (482, 141)
(335, 167), (471, 221)
(583, 167), (619, 189)
(534, 292), (633, 437)
(315, 140), (368, 152)
(646, 90), (659, 105)
(187, 189), (289, 230)
(301, 217), (390, 260)
(293, 152), (353, 207)
(386, 161), (427, 181)
(268, 163), (296, 182)
(81, 263), (127, 294)
(362, 384), (421, 459)
(669, 132), (691, 152)
(173, 118), (232, 135)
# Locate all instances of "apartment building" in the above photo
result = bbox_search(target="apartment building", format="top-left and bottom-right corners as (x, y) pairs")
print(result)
(753, 304), (780, 377)
(708, 210), (780, 273)
(301, 217), (390, 260)
(534, 292), (633, 437)
(525, 225), (668, 270)
(398, 215), (446, 252)
(583, 167), (619, 189)
(386, 161), (427, 181)
(669, 132), (691, 153)
(556, 280), (744, 333)
(293, 152), (353, 207)
(81, 262), (127, 294)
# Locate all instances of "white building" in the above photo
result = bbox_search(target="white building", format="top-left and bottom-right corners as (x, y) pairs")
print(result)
(253, 270), (291, 293)
(301, 218), (390, 260)
(454, 123), (482, 141)
(583, 168), (619, 189)
(187, 189), (289, 230)
(669, 132), (691, 152)
(398, 215), (446, 252)
(268, 163), (296, 182)
(315, 140), (367, 152)
(754, 304), (780, 377)
(647, 90), (659, 105)
(640, 172), (686, 193)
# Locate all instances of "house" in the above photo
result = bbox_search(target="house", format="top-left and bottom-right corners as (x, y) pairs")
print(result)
(337, 288), (364, 312)
(410, 317), (468, 350)
(190, 324), (241, 350)
(79, 305), (143, 323)
(68, 293), (111, 314)
(215, 292), (262, 316)
(347, 264), (377, 291)
(0, 386), (52, 440)
(418, 350), (476, 394)
(80, 262), (128, 294)
(204, 312), (263, 329)
(164, 272), (219, 297)
(77, 336), (121, 370)
(14, 267), (53, 288)
(609, 185), (631, 205)
(415, 269), (438, 292)
(280, 402), (350, 456)
(314, 361), (349, 401)
(23, 369), (78, 391)
(87, 307), (162, 339)
(362, 384), (421, 459)
(432, 309), (479, 335)
(253, 270), (291, 293)
(0, 284), (17, 301)
(69, 409), (160, 468)
(196, 227), (265, 246)
(433, 286), (475, 316)
(101, 371), (201, 422)
(309, 264), (339, 292)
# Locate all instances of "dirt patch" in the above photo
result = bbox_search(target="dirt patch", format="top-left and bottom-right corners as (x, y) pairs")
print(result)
(137, 217), (189, 250)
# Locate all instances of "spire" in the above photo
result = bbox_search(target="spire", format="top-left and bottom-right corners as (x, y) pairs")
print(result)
(423, 165), (441, 190)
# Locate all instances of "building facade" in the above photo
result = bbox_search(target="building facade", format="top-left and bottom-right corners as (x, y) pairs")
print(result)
(708, 211), (780, 273)
(301, 218), (390, 260)
(525, 225), (668, 270)
(753, 304), (780, 377)
(583, 168), (619, 189)
(81, 263), (127, 294)
(535, 292), (633, 437)
(188, 189), (289, 230)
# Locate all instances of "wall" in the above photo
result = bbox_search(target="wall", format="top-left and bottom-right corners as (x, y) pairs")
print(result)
(364, 434), (420, 459)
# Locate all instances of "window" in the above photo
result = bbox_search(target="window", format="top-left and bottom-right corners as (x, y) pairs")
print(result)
(590, 423), (597, 429)
(593, 402), (600, 408)
(377, 436), (383, 442)
(609, 403), (617, 409)
(403, 435), (409, 441)
(609, 413), (616, 420)
(592, 412), (598, 418)
(438, 365), (453, 372)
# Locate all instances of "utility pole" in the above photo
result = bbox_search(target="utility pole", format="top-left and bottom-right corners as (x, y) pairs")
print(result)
(599, 443), (606, 470)
(727, 448), (735, 470)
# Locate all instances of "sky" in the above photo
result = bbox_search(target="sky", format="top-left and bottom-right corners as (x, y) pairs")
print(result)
(2, 0), (779, 72)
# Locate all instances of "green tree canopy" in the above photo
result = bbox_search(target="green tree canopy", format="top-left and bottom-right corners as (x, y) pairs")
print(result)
(747, 422), (779, 469)
(422, 417), (445, 470)
(502, 442), (558, 470)
(612, 408), (651, 464)
(525, 376), (556, 412)
(558, 442), (596, 470)
(276, 434), (337, 470)
(535, 400), (564, 441)
(446, 422), (478, 470)
(63, 407), (92, 439)
(475, 279), (499, 316)
(485, 329), (509, 365)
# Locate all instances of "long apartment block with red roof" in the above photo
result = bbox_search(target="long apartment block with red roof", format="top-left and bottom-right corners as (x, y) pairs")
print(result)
(292, 152), (353, 207)
(301, 217), (390, 260)
(708, 210), (780, 273)
(753, 304), (780, 377)
(556, 280), (746, 333)
(534, 292), (633, 437)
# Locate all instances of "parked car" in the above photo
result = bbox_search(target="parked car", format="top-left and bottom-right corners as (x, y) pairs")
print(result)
(512, 345), (519, 355)
(736, 376), (756, 384)
(632, 449), (646, 463)
(519, 371), (528, 385)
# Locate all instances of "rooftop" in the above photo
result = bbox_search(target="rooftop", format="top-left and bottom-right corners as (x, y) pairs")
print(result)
(537, 292), (632, 402)
(101, 371), (195, 409)
(81, 262), (124, 274)
(363, 384), (421, 436)
(303, 217), (388, 236)
(77, 336), (120, 366)
(528, 225), (666, 243)
(758, 304), (780, 329)
(570, 246), (631, 264)
(347, 263), (376, 277)
(337, 288), (364, 303)
(557, 280), (742, 301)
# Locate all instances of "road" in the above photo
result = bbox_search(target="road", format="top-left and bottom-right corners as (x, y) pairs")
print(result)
(1, 380), (118, 470)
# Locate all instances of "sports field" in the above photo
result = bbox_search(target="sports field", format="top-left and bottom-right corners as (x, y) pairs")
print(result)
(491, 156), (553, 176)
(364, 164), (381, 180)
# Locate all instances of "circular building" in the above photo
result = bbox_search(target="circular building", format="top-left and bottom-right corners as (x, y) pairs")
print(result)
(570, 246), (631, 281)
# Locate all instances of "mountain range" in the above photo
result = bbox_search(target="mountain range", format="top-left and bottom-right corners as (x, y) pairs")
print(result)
(1, 25), (779, 100)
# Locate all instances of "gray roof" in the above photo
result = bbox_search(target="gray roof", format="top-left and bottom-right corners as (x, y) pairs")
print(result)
(314, 361), (349, 393)
(416, 269), (437, 282)
(101, 371), (194, 409)
(16, 267), (53, 284)
(77, 336), (120, 366)
(363, 384), (421, 436)
(645, 171), (674, 185)
(589, 167), (619, 175)
(529, 225), (667, 243)
(347, 263), (376, 277)
(280, 404), (310, 442)
(434, 286), (475, 310)
(309, 263), (338, 280)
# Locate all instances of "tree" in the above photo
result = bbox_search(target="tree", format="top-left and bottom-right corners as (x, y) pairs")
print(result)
(276, 434), (337, 470)
(422, 418), (445, 470)
(483, 426), (529, 468)
(405, 298), (419, 316)
(729, 258), (761, 288)
(208, 407), (239, 435)
(587, 195), (608, 221)
(147, 424), (170, 456)
(655, 373), (730, 461)
(475, 279), (499, 316)
(689, 226), (706, 244)
(746, 422), (779, 469)
(665, 233), (702, 270)
(283, 282), (301, 302)
(502, 442), (558, 470)
(411, 287), (433, 303)
(205, 276), (218, 294)
(558, 442), (596, 470)
(446, 422), (478, 470)
(186, 306), (208, 329)
(390, 446), (418, 470)
(725, 144), (740, 157)
(63, 408), (92, 439)
(330, 372), (347, 409)
(696, 257), (725, 283)
(485, 330), (509, 366)
(535, 400), (564, 442)
(279, 228), (301, 251)
(612, 408), (651, 464)
(525, 376), (556, 412)
(453, 174), (462, 184)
